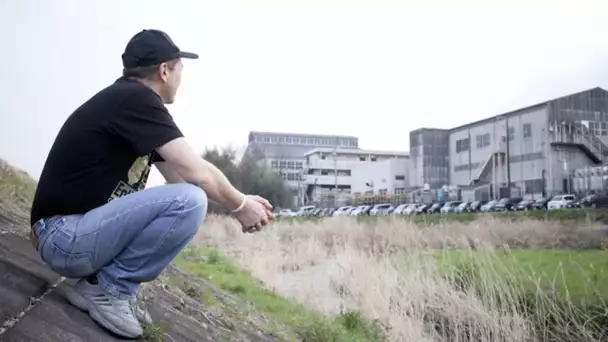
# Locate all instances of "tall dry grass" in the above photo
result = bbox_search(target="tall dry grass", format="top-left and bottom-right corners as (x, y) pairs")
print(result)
(191, 215), (608, 341)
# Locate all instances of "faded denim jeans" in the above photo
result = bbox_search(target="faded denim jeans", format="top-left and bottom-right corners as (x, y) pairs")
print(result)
(32, 183), (208, 300)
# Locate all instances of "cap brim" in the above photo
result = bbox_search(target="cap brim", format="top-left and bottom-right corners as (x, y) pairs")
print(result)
(178, 51), (199, 59)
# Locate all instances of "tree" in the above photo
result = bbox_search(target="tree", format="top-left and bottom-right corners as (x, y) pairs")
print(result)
(200, 145), (290, 213)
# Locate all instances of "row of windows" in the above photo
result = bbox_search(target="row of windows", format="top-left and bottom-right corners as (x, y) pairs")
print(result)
(455, 123), (533, 153)
(318, 154), (378, 162)
(588, 121), (608, 136)
(270, 159), (304, 170)
(251, 134), (358, 147)
(308, 169), (352, 176)
(453, 152), (544, 173)
(278, 172), (304, 181)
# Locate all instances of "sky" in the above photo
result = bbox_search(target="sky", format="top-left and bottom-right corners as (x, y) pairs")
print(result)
(2, 0), (608, 187)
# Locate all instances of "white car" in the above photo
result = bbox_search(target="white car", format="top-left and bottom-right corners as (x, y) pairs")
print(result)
(402, 204), (420, 215)
(333, 206), (354, 216)
(350, 205), (372, 216)
(440, 201), (462, 214)
(370, 203), (394, 216)
(277, 209), (297, 217)
(547, 194), (576, 210)
(296, 205), (316, 216)
(392, 204), (409, 215)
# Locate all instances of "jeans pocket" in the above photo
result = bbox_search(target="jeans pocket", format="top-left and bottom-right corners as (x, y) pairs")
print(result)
(41, 221), (95, 278)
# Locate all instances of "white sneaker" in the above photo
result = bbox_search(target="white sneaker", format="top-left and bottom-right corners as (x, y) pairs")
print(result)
(63, 278), (143, 338)
(129, 298), (153, 325)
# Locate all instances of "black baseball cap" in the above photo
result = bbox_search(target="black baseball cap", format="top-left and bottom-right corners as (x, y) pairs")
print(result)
(122, 29), (199, 68)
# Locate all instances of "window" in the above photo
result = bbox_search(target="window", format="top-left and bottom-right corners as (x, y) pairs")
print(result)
(320, 154), (326, 160)
(286, 137), (292, 144)
(359, 156), (366, 161)
(508, 127), (515, 141)
(456, 138), (469, 153)
(395, 175), (405, 180)
(378, 189), (388, 196)
(476, 133), (491, 148)
(370, 157), (377, 162)
(523, 123), (532, 138)
(271, 160), (278, 168)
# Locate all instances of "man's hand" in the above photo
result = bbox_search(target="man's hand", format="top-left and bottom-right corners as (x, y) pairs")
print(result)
(232, 197), (272, 233)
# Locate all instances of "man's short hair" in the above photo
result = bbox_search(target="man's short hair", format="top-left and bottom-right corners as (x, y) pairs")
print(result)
(122, 58), (179, 80)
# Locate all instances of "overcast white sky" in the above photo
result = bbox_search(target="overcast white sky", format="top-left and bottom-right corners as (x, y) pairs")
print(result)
(2, 0), (608, 186)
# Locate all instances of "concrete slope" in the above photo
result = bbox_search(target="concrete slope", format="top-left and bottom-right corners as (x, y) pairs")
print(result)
(0, 217), (281, 342)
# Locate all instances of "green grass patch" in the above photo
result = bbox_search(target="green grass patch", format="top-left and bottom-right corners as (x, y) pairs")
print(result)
(435, 249), (608, 303)
(427, 249), (608, 340)
(175, 247), (384, 342)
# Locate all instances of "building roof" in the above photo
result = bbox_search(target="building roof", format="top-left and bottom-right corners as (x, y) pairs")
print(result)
(248, 131), (358, 140)
(304, 147), (409, 157)
(415, 87), (607, 133)
(448, 87), (607, 132)
(247, 143), (319, 159)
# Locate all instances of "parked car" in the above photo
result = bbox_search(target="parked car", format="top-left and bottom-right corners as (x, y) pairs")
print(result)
(415, 203), (431, 215)
(531, 197), (551, 210)
(440, 201), (462, 214)
(480, 200), (498, 212)
(467, 200), (487, 212)
(547, 194), (576, 210)
(351, 205), (372, 216)
(513, 199), (534, 211)
(579, 194), (608, 208)
(494, 197), (522, 212)
(277, 209), (297, 218)
(370, 203), (394, 215)
(426, 202), (445, 214)
(454, 201), (471, 213)
(403, 203), (422, 215)
(392, 204), (409, 215)
(296, 205), (316, 216)
(332, 206), (354, 216)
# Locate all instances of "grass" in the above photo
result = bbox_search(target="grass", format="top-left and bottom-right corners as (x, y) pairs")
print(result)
(433, 249), (608, 303)
(175, 247), (384, 342)
(192, 214), (608, 341)
(0, 158), (36, 208)
(428, 249), (608, 340)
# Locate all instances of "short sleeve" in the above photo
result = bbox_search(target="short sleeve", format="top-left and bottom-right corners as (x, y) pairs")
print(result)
(112, 88), (184, 157)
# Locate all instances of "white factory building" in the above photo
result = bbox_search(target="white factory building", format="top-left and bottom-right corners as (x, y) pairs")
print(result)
(302, 147), (409, 205)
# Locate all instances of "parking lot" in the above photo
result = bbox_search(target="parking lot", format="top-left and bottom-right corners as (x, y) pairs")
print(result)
(276, 193), (608, 219)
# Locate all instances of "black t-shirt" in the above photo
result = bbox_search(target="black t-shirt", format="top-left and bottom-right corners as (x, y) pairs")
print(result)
(30, 77), (184, 226)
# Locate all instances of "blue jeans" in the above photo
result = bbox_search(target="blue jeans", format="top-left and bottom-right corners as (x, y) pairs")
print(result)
(32, 183), (208, 300)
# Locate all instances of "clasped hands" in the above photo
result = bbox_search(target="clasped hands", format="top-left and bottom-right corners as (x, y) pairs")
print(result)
(232, 195), (275, 233)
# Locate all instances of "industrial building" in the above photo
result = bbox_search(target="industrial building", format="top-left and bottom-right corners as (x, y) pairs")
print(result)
(245, 131), (359, 206)
(412, 87), (608, 201)
(302, 148), (409, 205)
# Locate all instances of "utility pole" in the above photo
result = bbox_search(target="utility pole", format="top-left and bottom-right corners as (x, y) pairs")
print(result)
(333, 136), (339, 207)
(505, 116), (512, 198)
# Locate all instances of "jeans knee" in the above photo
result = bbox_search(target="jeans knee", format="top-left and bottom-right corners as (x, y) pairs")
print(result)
(173, 183), (207, 235)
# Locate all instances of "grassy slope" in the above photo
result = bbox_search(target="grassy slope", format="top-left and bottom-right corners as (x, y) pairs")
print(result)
(0, 158), (36, 209)
(175, 247), (384, 342)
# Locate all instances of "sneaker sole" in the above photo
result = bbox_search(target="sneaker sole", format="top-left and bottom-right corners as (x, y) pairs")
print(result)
(63, 286), (142, 339)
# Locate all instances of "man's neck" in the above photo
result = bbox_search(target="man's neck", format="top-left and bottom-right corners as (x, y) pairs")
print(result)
(129, 77), (164, 102)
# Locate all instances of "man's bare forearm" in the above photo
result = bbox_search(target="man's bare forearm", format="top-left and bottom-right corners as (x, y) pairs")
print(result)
(155, 138), (245, 211)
